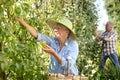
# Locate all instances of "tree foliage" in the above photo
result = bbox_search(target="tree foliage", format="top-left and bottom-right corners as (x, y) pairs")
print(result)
(105, 0), (120, 40)
(0, 0), (99, 79)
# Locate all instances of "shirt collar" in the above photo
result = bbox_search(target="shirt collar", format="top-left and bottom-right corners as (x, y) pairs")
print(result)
(54, 38), (69, 46)
(65, 41), (68, 46)
(106, 29), (113, 33)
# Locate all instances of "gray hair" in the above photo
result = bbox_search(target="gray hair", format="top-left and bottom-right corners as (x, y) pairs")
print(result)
(106, 21), (114, 27)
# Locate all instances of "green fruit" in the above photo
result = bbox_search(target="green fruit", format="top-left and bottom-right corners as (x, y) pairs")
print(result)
(40, 41), (46, 48)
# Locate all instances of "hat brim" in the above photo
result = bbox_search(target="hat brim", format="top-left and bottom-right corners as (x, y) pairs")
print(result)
(47, 20), (77, 40)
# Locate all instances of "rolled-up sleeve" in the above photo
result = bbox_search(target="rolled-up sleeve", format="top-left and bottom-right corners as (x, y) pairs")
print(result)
(103, 32), (117, 41)
(61, 41), (78, 75)
(36, 32), (52, 45)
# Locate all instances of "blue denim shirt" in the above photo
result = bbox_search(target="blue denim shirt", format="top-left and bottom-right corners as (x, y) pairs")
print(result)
(36, 32), (78, 75)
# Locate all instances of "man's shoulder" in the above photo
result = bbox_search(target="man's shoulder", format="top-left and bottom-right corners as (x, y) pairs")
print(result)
(111, 30), (117, 34)
(102, 31), (107, 35)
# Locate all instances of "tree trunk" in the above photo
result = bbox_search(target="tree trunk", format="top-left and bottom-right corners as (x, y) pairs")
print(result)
(0, 72), (7, 80)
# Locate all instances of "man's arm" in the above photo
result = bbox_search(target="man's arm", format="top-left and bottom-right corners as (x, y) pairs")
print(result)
(103, 32), (117, 41)
(95, 29), (103, 42)
(17, 18), (38, 38)
(97, 31), (117, 41)
(96, 35), (103, 42)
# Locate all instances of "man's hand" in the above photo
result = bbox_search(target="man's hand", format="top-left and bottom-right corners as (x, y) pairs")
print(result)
(95, 28), (98, 35)
(96, 35), (103, 39)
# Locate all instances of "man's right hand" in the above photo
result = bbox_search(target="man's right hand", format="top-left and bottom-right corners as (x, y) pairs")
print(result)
(96, 35), (103, 39)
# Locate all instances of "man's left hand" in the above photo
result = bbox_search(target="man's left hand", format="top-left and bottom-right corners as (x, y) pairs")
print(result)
(96, 35), (103, 39)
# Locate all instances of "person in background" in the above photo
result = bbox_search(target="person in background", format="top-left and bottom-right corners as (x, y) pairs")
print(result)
(17, 17), (79, 75)
(96, 21), (120, 69)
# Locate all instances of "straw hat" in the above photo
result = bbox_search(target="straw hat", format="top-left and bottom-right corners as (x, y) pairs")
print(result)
(48, 17), (76, 40)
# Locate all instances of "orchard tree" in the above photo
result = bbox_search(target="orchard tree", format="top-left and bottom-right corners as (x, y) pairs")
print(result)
(0, 0), (99, 79)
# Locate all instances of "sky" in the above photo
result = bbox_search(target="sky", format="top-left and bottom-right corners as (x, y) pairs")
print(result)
(95, 0), (109, 31)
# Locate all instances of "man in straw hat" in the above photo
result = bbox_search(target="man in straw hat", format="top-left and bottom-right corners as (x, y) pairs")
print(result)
(96, 21), (120, 69)
(17, 17), (78, 75)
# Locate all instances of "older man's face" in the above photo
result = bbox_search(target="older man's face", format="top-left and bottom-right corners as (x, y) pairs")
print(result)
(106, 23), (112, 32)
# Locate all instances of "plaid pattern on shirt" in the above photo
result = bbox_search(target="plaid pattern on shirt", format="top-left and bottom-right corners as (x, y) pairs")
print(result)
(101, 30), (117, 55)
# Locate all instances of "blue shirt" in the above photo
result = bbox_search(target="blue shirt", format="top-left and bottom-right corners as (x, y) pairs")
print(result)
(36, 32), (78, 75)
